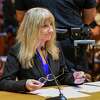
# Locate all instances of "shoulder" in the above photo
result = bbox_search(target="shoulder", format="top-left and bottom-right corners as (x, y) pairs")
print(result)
(8, 43), (20, 57)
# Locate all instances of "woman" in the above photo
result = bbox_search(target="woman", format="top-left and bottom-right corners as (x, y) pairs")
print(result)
(0, 8), (86, 93)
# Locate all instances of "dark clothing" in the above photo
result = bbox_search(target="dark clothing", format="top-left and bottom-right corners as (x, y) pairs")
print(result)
(15, 0), (96, 28)
(0, 44), (75, 92)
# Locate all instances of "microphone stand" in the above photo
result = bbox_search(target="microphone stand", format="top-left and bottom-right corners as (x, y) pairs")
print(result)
(45, 56), (67, 100)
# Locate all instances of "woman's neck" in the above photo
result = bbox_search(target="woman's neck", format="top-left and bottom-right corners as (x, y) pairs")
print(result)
(37, 41), (45, 49)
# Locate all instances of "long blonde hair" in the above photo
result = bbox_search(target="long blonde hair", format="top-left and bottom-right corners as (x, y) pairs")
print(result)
(16, 7), (59, 69)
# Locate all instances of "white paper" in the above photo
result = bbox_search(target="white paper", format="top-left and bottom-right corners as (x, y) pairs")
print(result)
(29, 87), (90, 98)
(84, 81), (100, 87)
(30, 88), (59, 97)
(77, 84), (100, 93)
(62, 87), (90, 98)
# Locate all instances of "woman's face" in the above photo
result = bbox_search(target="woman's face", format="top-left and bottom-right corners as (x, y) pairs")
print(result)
(38, 19), (53, 47)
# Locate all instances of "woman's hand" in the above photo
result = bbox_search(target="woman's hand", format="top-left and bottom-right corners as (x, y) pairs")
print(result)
(25, 79), (44, 91)
(73, 71), (86, 85)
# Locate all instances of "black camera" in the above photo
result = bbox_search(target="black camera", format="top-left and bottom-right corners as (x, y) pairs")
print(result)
(70, 24), (91, 40)
(56, 24), (92, 41)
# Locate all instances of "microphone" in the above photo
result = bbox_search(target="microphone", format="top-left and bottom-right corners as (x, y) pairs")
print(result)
(45, 57), (67, 100)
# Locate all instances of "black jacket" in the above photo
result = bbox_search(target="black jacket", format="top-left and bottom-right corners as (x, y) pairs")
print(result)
(0, 44), (74, 92)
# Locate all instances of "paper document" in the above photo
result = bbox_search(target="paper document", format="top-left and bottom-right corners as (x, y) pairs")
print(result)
(62, 87), (90, 98)
(84, 81), (100, 87)
(30, 87), (90, 98)
(77, 84), (100, 93)
(30, 88), (59, 97)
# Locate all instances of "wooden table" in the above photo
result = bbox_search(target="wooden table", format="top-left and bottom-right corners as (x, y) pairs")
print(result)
(0, 91), (45, 100)
(0, 86), (100, 100)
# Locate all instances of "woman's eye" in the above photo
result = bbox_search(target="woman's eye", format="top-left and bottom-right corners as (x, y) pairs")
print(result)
(43, 24), (48, 27)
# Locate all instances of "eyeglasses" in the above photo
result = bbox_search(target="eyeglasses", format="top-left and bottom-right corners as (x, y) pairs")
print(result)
(38, 68), (64, 84)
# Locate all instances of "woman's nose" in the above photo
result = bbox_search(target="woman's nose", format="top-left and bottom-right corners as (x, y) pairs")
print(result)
(48, 26), (53, 33)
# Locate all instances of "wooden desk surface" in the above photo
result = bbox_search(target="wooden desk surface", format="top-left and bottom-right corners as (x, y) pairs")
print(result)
(0, 91), (45, 100)
(0, 87), (100, 100)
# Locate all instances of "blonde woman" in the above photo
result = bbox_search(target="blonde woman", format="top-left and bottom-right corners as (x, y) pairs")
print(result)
(0, 8), (86, 92)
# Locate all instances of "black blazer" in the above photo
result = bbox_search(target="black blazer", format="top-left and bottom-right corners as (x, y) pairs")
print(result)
(0, 44), (74, 92)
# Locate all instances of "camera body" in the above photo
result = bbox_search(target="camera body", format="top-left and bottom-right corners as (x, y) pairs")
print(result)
(56, 24), (92, 41)
(70, 24), (91, 40)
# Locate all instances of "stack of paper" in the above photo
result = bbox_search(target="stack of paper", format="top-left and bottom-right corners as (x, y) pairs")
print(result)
(30, 87), (90, 99)
(29, 81), (100, 98)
